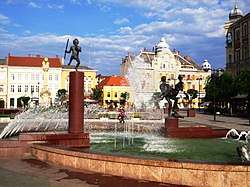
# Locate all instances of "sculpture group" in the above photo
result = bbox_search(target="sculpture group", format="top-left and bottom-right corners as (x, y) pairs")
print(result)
(160, 75), (184, 118)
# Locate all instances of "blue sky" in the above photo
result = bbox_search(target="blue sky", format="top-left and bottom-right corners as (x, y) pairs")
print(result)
(0, 0), (249, 75)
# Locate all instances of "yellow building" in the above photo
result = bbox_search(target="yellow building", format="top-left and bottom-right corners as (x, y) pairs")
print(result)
(61, 65), (98, 98)
(98, 76), (133, 108)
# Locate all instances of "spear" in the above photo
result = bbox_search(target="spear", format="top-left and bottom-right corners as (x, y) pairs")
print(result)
(63, 39), (69, 59)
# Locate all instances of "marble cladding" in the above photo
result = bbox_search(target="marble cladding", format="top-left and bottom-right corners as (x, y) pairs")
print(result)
(31, 143), (250, 187)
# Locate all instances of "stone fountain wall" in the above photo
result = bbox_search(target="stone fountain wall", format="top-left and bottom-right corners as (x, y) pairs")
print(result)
(31, 143), (250, 187)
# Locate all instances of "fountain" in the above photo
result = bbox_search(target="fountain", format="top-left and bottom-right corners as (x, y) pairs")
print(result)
(0, 59), (250, 186)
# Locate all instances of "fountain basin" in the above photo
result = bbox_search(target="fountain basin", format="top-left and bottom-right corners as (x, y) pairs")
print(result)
(30, 143), (250, 187)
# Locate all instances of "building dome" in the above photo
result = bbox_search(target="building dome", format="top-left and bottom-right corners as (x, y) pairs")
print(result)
(202, 59), (211, 71)
(229, 4), (243, 20)
(157, 37), (170, 49)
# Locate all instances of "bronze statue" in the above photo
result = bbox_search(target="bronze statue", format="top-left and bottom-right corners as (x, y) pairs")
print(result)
(64, 38), (81, 69)
(160, 75), (184, 118)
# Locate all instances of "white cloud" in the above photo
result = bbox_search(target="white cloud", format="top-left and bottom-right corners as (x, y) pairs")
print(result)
(70, 0), (82, 5)
(0, 14), (11, 25)
(28, 1), (41, 8)
(114, 18), (129, 24)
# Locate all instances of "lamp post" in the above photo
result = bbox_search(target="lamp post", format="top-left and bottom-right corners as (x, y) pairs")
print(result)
(37, 82), (40, 105)
(196, 77), (202, 112)
(203, 68), (224, 121)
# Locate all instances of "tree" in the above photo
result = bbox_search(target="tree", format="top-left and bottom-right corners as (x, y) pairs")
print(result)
(184, 89), (198, 108)
(91, 87), (103, 103)
(120, 92), (129, 106)
(204, 72), (237, 102)
(18, 96), (30, 109)
(56, 89), (67, 105)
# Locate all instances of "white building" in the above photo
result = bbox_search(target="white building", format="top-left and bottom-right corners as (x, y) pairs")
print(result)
(120, 37), (211, 108)
(7, 54), (62, 108)
(0, 59), (8, 108)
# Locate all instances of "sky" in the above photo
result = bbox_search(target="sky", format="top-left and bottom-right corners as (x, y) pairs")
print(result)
(0, 0), (249, 75)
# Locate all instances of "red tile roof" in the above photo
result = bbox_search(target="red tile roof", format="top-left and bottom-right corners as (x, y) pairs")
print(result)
(7, 54), (62, 68)
(99, 76), (129, 88)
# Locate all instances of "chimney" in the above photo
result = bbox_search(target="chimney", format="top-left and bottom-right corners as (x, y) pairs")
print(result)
(56, 55), (58, 58)
(28, 54), (31, 57)
(178, 51), (181, 56)
(36, 54), (41, 58)
(184, 55), (190, 60)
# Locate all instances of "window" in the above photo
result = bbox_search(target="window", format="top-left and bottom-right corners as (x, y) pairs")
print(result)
(235, 49), (240, 64)
(10, 85), (14, 92)
(115, 92), (118, 98)
(18, 85), (21, 92)
(11, 74), (15, 80)
(25, 74), (29, 80)
(88, 76), (91, 83)
(107, 92), (110, 97)
(31, 85), (34, 93)
(31, 74), (34, 80)
(36, 85), (39, 92)
(49, 74), (52, 81)
(243, 23), (248, 37)
(18, 74), (22, 80)
(235, 28), (240, 42)
(25, 85), (28, 92)
(229, 54), (232, 64)
(36, 74), (39, 81)
(10, 98), (14, 107)
(55, 74), (59, 81)
(0, 85), (3, 92)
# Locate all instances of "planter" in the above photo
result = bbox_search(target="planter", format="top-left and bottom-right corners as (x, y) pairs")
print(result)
(187, 109), (196, 117)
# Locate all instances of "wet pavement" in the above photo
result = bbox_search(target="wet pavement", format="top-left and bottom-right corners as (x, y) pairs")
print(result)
(0, 111), (249, 187)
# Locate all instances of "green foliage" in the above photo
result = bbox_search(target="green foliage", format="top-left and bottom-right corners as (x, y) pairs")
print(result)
(91, 87), (103, 102)
(120, 92), (129, 105)
(184, 89), (198, 108)
(204, 71), (243, 102)
(18, 96), (30, 108)
(56, 89), (67, 104)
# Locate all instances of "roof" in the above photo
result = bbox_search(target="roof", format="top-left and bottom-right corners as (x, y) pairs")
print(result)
(99, 76), (129, 88)
(8, 54), (61, 68)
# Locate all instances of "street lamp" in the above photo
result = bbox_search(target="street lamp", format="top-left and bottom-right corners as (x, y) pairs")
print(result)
(196, 77), (202, 112)
(37, 82), (40, 105)
(203, 67), (224, 121)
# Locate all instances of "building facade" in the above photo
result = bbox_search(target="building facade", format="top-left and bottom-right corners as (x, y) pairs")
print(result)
(4, 54), (98, 108)
(61, 65), (98, 99)
(98, 76), (133, 108)
(121, 37), (211, 108)
(7, 54), (62, 108)
(225, 4), (250, 76)
(0, 59), (8, 108)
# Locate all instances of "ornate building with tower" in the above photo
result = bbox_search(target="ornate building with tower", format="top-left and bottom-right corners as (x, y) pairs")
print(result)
(120, 37), (211, 108)
(224, 4), (250, 76)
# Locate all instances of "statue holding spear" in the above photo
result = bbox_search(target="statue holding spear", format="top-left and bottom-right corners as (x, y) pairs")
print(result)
(64, 38), (82, 70)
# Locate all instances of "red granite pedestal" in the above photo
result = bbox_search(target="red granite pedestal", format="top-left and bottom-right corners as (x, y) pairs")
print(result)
(164, 113), (227, 138)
